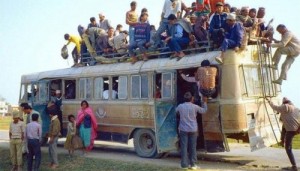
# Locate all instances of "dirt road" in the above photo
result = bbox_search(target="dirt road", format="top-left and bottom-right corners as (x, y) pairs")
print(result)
(0, 130), (298, 170)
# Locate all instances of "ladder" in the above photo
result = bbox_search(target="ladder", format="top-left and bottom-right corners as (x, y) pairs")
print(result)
(256, 39), (281, 144)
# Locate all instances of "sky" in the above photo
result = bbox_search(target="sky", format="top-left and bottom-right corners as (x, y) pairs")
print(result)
(0, 0), (300, 106)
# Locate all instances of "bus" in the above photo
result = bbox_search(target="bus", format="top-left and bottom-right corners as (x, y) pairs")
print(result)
(19, 44), (282, 158)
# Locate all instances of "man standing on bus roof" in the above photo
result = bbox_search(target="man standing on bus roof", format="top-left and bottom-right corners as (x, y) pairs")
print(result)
(267, 24), (300, 85)
(64, 34), (82, 66)
(176, 92), (207, 170)
(266, 97), (300, 171)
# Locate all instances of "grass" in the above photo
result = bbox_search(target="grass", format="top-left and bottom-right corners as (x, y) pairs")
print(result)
(0, 117), (11, 130)
(0, 147), (181, 171)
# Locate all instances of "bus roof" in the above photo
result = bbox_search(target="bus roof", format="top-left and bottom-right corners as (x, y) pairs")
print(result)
(21, 51), (221, 83)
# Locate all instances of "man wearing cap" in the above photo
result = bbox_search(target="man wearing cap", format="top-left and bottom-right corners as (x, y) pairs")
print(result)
(215, 13), (244, 64)
(267, 24), (300, 85)
(176, 92), (207, 169)
(9, 113), (25, 171)
(266, 97), (300, 171)
(99, 13), (112, 32)
(54, 90), (63, 136)
(209, 2), (227, 48)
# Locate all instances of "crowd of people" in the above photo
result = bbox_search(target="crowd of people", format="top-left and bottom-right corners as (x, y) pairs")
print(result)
(62, 0), (300, 85)
(9, 100), (98, 171)
(62, 1), (269, 64)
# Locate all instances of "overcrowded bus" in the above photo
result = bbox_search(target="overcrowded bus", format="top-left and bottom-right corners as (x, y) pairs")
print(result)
(19, 43), (282, 158)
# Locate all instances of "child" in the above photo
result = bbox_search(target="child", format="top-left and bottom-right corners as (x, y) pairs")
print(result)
(64, 114), (76, 157)
(25, 113), (42, 171)
(9, 113), (25, 171)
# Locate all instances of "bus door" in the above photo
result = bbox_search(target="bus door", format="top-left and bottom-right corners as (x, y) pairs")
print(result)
(154, 71), (178, 153)
(31, 80), (50, 138)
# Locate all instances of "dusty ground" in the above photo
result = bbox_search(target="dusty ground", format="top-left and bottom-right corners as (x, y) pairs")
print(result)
(0, 130), (298, 171)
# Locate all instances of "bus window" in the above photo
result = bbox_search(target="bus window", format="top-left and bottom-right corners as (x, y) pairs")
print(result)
(162, 73), (172, 98)
(141, 75), (148, 99)
(65, 80), (76, 99)
(32, 83), (38, 102)
(94, 77), (104, 99)
(112, 77), (118, 99)
(240, 66), (261, 97)
(20, 84), (26, 101)
(118, 76), (127, 99)
(131, 75), (140, 99)
(38, 82), (49, 103)
(50, 79), (62, 97)
(79, 78), (92, 99)
(102, 77), (109, 100)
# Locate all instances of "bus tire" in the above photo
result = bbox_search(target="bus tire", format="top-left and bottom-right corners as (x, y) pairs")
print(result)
(133, 129), (159, 158)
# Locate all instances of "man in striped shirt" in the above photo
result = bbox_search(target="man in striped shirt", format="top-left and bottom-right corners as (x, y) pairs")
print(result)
(267, 97), (300, 171)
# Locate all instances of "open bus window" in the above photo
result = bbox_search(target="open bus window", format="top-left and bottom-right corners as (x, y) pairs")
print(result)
(118, 76), (127, 99)
(112, 77), (119, 99)
(32, 83), (38, 102)
(50, 79), (62, 98)
(79, 78), (92, 99)
(94, 77), (104, 99)
(65, 80), (76, 99)
(162, 73), (172, 98)
(102, 77), (109, 100)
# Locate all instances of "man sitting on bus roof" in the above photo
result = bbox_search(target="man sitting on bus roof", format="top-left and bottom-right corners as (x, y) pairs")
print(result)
(267, 24), (300, 85)
(165, 14), (191, 60)
(128, 12), (151, 64)
(215, 13), (244, 64)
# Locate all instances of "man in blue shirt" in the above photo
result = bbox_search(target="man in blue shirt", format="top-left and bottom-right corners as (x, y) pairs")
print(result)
(165, 14), (191, 60)
(209, 2), (227, 48)
(215, 13), (244, 64)
(176, 92), (207, 170)
(129, 13), (151, 64)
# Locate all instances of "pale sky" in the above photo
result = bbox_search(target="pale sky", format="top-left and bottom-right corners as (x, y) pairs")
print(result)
(0, 0), (299, 106)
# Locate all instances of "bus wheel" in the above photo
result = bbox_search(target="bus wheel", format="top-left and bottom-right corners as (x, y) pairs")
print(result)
(133, 129), (158, 158)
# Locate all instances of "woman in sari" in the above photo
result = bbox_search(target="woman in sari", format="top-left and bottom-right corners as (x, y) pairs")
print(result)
(76, 100), (98, 155)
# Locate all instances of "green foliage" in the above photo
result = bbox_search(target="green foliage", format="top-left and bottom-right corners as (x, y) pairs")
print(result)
(0, 117), (11, 130)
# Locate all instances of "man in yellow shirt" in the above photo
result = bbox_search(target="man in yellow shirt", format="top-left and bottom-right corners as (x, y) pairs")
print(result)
(64, 34), (82, 65)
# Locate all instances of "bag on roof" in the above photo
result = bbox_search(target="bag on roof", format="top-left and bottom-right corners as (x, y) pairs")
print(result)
(61, 45), (69, 59)
(83, 114), (92, 128)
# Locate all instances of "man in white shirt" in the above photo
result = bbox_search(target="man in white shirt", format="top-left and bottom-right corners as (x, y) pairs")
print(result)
(25, 113), (42, 171)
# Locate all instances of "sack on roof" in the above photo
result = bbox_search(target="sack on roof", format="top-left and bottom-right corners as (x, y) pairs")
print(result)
(61, 45), (69, 59)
